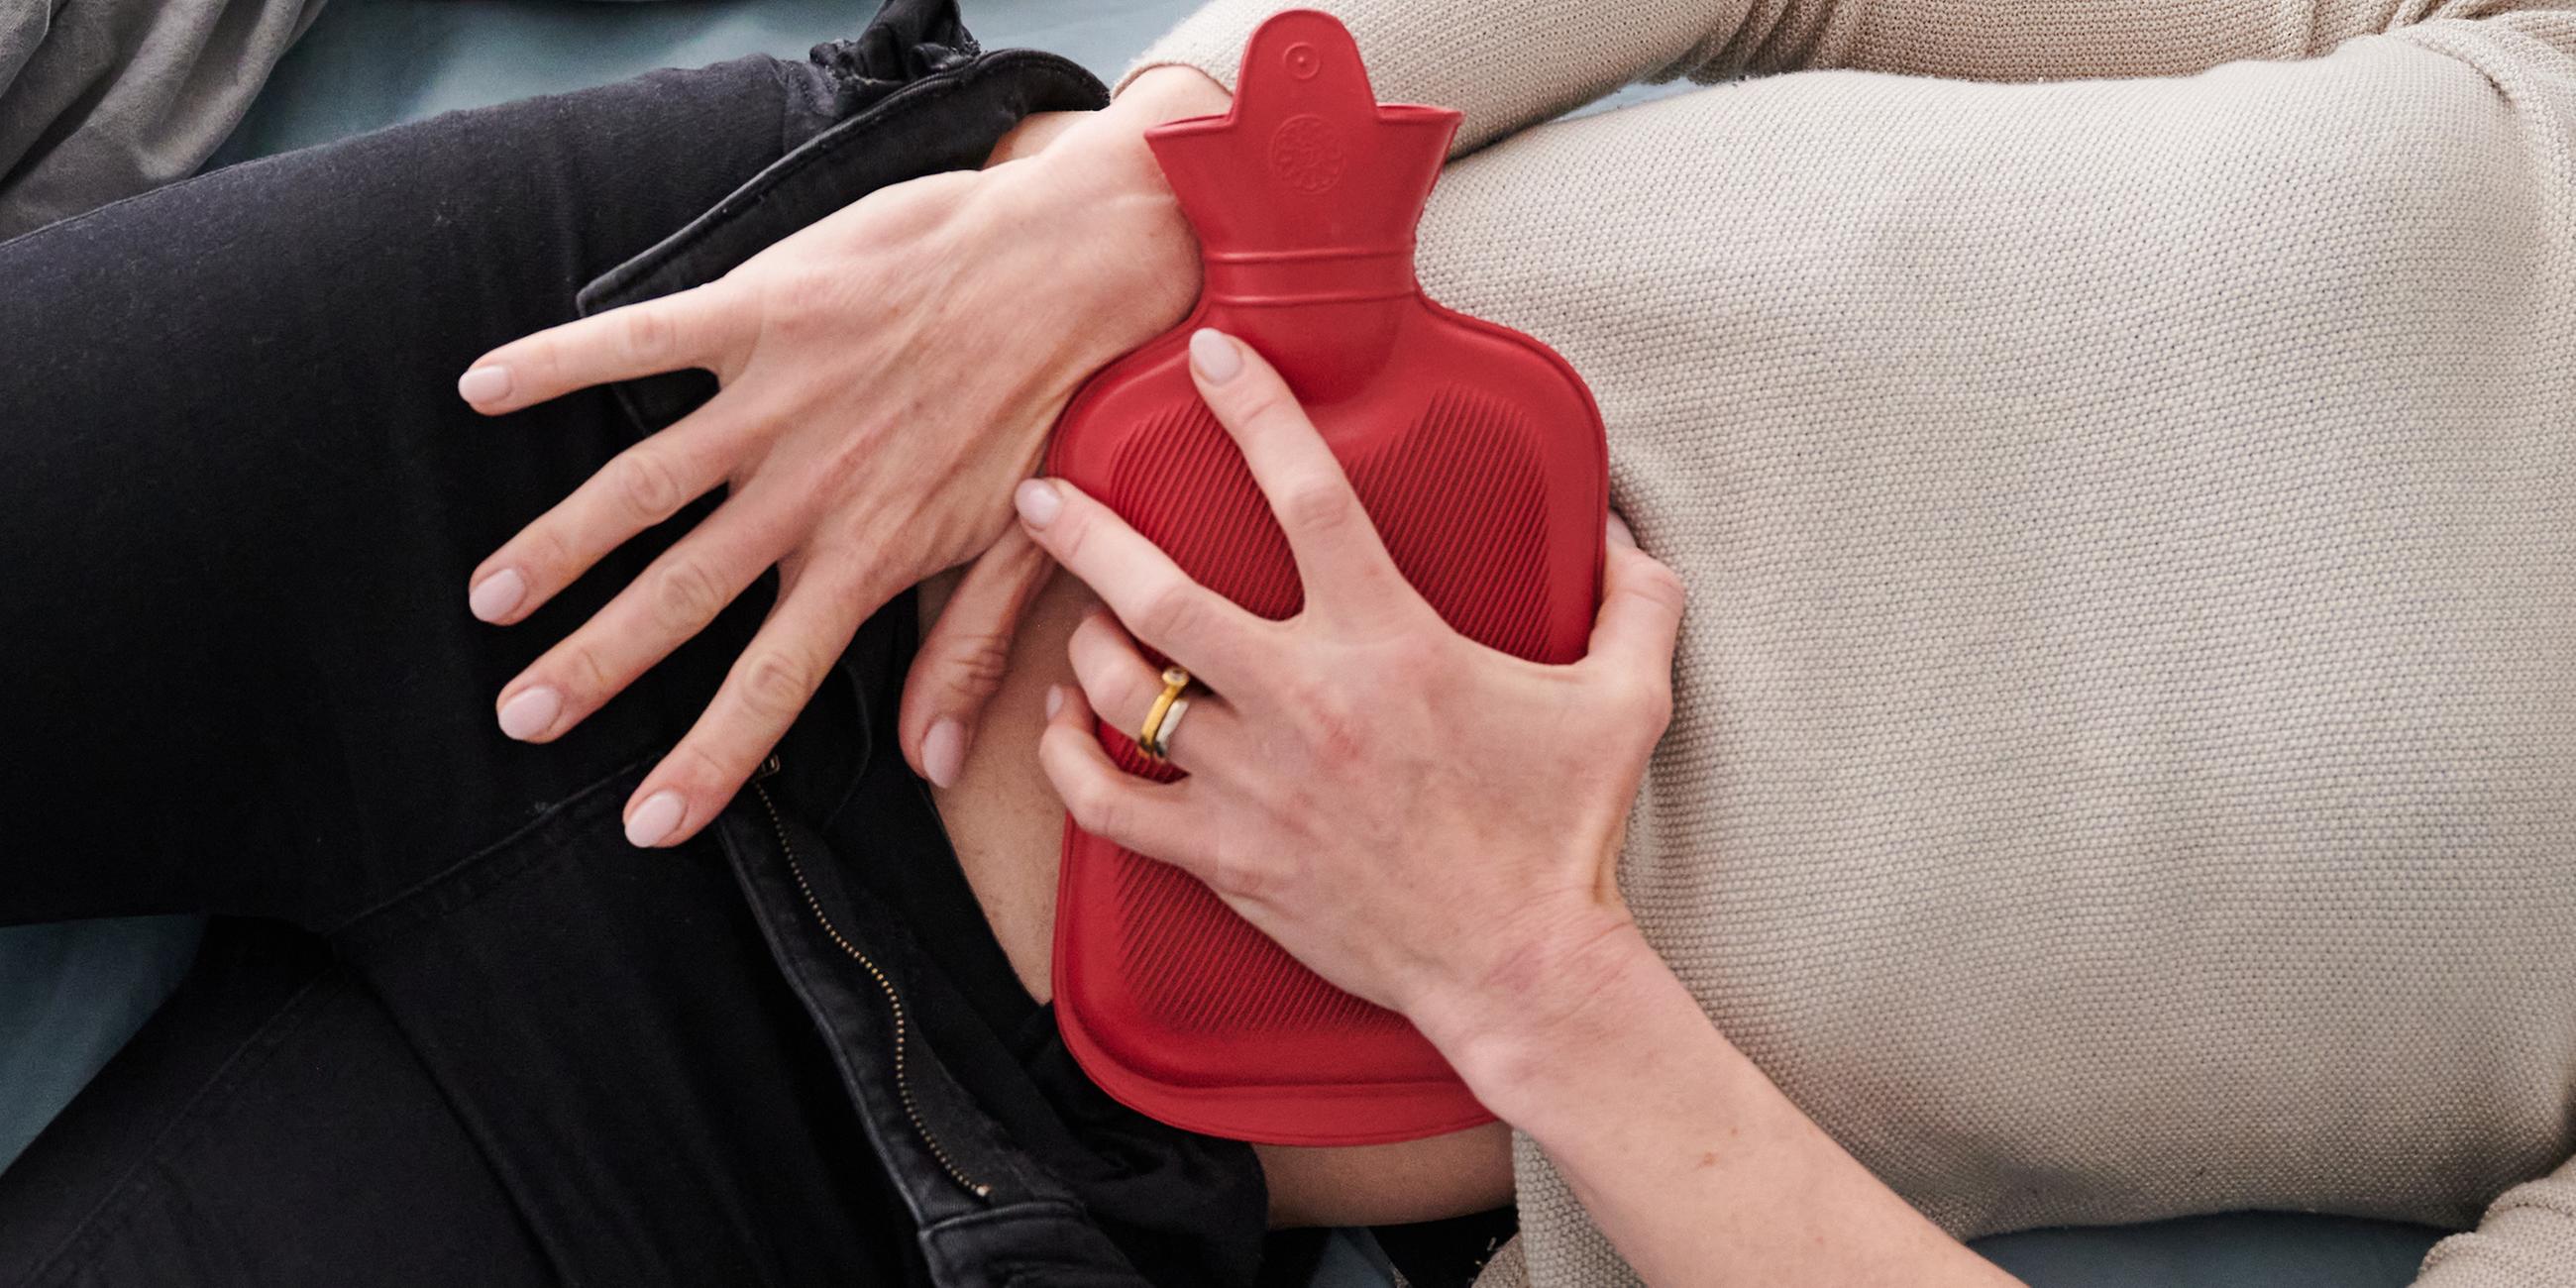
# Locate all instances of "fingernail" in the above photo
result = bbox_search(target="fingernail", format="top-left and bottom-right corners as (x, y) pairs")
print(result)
(1014, 479), (1062, 529)
(1044, 685), (1065, 719)
(496, 687), (561, 741)
(1188, 328), (1241, 383)
(1606, 511), (1637, 549)
(458, 366), (512, 404)
(624, 790), (685, 848)
(922, 717), (967, 789)
(469, 568), (526, 623)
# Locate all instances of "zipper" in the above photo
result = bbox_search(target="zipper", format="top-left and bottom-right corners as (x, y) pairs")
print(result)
(750, 755), (993, 1201)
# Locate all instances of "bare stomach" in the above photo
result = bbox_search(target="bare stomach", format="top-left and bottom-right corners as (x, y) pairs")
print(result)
(915, 568), (1512, 1229)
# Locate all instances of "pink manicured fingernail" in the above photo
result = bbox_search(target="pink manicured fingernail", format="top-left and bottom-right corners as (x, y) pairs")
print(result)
(469, 568), (526, 623)
(1044, 685), (1065, 719)
(496, 687), (561, 741)
(1606, 512), (1637, 549)
(624, 791), (685, 847)
(1014, 479), (1062, 528)
(1189, 328), (1241, 382)
(458, 366), (512, 404)
(922, 717), (967, 789)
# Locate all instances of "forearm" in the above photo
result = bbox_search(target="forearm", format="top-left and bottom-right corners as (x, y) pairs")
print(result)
(1427, 929), (2020, 1288)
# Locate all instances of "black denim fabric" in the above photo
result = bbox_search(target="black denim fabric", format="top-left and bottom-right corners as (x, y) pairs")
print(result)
(0, 4), (1268, 1284)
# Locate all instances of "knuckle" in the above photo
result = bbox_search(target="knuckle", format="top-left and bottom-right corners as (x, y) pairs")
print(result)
(811, 431), (881, 495)
(619, 306), (674, 364)
(1137, 584), (1205, 646)
(762, 272), (844, 341)
(1043, 504), (1090, 562)
(939, 630), (1015, 699)
(1232, 387), (1300, 435)
(738, 649), (818, 720)
(649, 557), (728, 631)
(1650, 566), (1688, 609)
(1209, 841), (1281, 905)
(1066, 776), (1126, 839)
(1602, 670), (1672, 731)
(1310, 714), (1367, 766)
(1114, 662), (1160, 718)
(523, 335), (568, 385)
(1295, 681), (1369, 764)
(1067, 642), (1121, 706)
(1638, 675), (1676, 733)
(1210, 856), (1262, 903)
(616, 450), (689, 522)
(1628, 558), (1688, 611)
(557, 641), (616, 703)
(1279, 479), (1355, 538)
(514, 523), (575, 583)
(664, 739), (740, 794)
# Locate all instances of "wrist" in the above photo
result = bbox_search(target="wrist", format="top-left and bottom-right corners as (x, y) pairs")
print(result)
(1033, 65), (1230, 202)
(968, 70), (1231, 358)
(1412, 908), (1683, 1121)
(988, 67), (1227, 336)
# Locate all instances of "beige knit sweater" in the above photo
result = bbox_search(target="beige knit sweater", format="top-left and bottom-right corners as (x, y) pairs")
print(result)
(1124, 1), (2576, 1284)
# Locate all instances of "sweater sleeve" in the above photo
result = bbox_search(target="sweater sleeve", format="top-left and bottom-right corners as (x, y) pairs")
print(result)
(2415, 1157), (2576, 1286)
(1118, 0), (2570, 153)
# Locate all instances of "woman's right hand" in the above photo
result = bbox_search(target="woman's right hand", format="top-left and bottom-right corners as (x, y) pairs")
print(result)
(458, 67), (1231, 848)
(1017, 329), (1678, 1046)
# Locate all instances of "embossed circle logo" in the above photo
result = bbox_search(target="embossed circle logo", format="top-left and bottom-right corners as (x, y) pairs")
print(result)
(1267, 114), (1346, 194)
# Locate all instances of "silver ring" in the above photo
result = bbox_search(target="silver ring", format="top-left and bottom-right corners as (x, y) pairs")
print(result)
(1148, 698), (1191, 760)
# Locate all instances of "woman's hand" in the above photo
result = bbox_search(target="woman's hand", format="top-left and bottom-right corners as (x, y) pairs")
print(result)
(1016, 332), (2023, 1288)
(1013, 327), (1686, 1059)
(457, 68), (1228, 848)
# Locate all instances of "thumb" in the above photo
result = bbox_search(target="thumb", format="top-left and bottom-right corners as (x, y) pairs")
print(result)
(901, 527), (1052, 788)
(1585, 514), (1685, 684)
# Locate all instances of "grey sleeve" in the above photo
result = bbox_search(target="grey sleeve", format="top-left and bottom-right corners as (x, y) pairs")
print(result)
(0, 0), (325, 239)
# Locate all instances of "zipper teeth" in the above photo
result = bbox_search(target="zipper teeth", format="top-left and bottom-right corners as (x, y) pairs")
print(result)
(749, 775), (993, 1202)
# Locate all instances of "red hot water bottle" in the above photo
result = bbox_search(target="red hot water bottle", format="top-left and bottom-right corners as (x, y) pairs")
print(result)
(1044, 9), (1608, 1146)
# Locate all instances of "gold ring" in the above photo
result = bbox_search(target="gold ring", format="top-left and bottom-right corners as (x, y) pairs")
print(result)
(1137, 665), (1191, 761)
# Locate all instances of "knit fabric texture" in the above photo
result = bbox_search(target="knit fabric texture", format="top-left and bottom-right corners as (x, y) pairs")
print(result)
(1123, 1), (2576, 1284)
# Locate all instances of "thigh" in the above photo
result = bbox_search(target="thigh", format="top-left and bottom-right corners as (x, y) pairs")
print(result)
(2, 868), (929, 1288)
(0, 56), (822, 928)
(327, 754), (926, 1287)
(0, 919), (553, 1288)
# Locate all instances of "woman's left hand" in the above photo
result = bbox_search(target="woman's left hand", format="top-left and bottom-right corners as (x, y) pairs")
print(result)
(1021, 335), (2021, 1288)
(1011, 328), (1686, 1058)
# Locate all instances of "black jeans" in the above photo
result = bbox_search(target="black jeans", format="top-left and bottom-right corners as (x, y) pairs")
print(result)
(0, 6), (1268, 1284)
